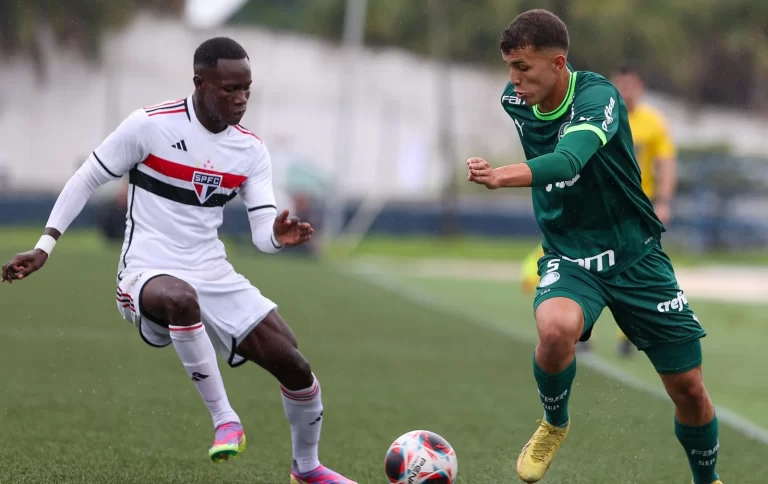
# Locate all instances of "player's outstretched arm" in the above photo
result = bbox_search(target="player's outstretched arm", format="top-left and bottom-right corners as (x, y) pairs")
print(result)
(467, 130), (602, 190)
(0, 160), (113, 283)
(247, 206), (314, 253)
(0, 228), (58, 283)
(2, 109), (148, 284)
(240, 141), (313, 253)
(467, 157), (532, 189)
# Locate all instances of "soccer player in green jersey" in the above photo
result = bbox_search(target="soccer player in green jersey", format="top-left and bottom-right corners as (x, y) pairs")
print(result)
(467, 9), (722, 484)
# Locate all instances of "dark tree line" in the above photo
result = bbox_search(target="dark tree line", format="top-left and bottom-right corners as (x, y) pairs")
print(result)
(2, 0), (766, 109)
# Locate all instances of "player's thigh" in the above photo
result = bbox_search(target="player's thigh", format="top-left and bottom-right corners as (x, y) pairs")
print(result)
(533, 254), (608, 342)
(139, 274), (200, 324)
(608, 247), (707, 374)
(116, 269), (191, 348)
(193, 269), (278, 367)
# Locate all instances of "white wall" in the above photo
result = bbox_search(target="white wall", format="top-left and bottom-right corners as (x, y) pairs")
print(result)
(1, 13), (767, 198)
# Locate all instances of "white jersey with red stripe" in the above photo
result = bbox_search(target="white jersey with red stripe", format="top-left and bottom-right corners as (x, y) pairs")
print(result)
(87, 96), (276, 278)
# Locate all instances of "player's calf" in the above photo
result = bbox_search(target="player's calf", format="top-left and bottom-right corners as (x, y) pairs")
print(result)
(140, 275), (242, 457)
(516, 298), (584, 482)
(532, 299), (583, 427)
(659, 360), (720, 484)
(237, 309), (313, 390)
(661, 366), (714, 425)
(238, 311), (332, 476)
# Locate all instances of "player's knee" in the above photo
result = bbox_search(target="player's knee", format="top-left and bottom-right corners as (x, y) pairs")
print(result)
(164, 286), (200, 325)
(289, 350), (313, 380)
(261, 343), (313, 390)
(536, 305), (583, 349)
(662, 367), (712, 415)
(682, 382), (709, 407)
(667, 372), (709, 407)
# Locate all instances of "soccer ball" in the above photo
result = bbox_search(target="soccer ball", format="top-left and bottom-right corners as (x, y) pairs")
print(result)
(384, 430), (458, 484)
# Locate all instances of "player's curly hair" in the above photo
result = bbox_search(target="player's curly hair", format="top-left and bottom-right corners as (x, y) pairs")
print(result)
(193, 37), (249, 72)
(500, 9), (569, 54)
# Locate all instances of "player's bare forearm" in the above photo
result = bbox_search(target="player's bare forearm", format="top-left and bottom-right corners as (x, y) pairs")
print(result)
(467, 157), (532, 189)
(493, 163), (533, 187)
(1, 228), (59, 283)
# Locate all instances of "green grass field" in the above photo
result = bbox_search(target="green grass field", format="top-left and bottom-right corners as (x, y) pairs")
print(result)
(1, 230), (767, 483)
(388, 273), (768, 427)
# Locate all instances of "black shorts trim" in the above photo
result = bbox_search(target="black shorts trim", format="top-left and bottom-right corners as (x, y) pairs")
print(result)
(227, 336), (249, 368)
(138, 317), (172, 348)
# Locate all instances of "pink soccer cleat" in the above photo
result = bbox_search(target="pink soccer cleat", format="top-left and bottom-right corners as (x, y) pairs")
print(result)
(290, 464), (358, 484)
(209, 422), (246, 463)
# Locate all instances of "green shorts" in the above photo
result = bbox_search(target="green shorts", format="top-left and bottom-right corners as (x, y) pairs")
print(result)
(533, 244), (707, 374)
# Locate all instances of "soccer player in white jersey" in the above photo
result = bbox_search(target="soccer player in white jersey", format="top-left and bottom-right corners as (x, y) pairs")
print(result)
(1, 37), (357, 484)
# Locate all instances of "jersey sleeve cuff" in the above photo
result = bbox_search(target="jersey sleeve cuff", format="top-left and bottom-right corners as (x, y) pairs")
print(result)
(564, 124), (608, 146)
(270, 232), (284, 250)
(247, 204), (277, 213)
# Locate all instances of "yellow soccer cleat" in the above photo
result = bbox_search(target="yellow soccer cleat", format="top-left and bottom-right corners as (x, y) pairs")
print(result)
(516, 419), (570, 483)
(691, 481), (723, 484)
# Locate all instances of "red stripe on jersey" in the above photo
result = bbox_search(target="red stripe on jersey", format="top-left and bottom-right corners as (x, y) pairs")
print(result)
(145, 99), (184, 110)
(148, 108), (187, 117)
(234, 125), (262, 142)
(143, 154), (247, 189)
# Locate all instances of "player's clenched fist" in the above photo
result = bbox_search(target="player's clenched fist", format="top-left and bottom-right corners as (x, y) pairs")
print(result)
(273, 209), (314, 247)
(467, 157), (501, 189)
(1, 249), (48, 283)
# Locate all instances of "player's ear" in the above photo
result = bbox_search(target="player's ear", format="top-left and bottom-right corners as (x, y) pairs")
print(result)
(553, 54), (567, 70)
(193, 74), (204, 90)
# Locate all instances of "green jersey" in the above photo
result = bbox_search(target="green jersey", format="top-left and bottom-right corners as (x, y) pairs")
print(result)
(501, 70), (664, 276)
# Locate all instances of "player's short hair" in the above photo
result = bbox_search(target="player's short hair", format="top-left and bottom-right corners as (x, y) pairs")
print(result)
(500, 9), (569, 54)
(193, 37), (249, 72)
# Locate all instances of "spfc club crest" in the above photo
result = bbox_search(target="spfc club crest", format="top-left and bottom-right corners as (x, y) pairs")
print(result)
(192, 172), (222, 204)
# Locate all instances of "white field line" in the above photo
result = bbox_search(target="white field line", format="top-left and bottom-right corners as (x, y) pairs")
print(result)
(343, 261), (768, 446)
(351, 256), (768, 304)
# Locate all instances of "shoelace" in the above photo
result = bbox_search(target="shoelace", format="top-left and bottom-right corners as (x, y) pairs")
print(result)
(530, 420), (564, 462)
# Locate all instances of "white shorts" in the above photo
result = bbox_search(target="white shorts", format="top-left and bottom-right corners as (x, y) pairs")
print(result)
(116, 264), (277, 367)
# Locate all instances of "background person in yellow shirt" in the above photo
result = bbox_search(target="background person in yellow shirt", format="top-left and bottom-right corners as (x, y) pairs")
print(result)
(612, 65), (678, 225)
(520, 65), (678, 357)
(612, 65), (679, 356)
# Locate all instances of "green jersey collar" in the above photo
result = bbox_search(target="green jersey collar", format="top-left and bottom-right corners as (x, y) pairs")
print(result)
(533, 70), (577, 121)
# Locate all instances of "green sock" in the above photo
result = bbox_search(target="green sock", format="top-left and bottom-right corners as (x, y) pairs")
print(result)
(533, 354), (576, 427)
(675, 416), (719, 484)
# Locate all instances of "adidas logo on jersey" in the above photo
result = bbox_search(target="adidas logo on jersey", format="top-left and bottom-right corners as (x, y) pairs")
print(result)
(172, 140), (188, 151)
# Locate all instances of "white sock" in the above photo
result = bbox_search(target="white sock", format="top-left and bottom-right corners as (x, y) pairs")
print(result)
(169, 323), (240, 429)
(281, 374), (323, 474)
